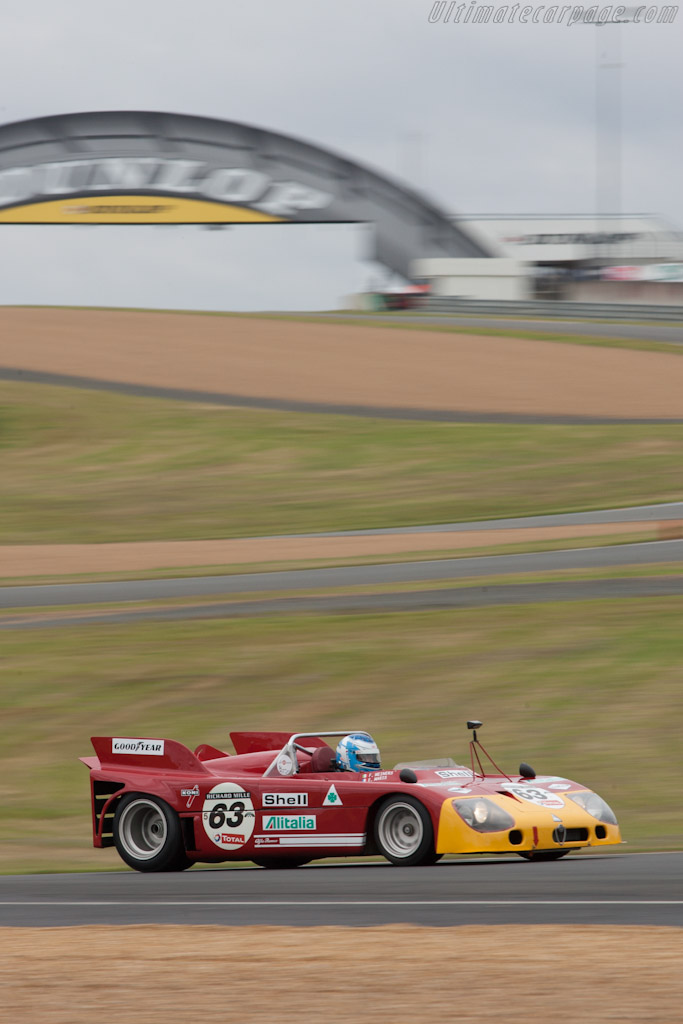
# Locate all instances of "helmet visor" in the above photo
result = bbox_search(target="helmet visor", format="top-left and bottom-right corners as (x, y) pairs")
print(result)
(357, 748), (380, 770)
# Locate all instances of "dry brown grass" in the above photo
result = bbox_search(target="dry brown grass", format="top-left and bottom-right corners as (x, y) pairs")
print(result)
(0, 521), (659, 577)
(2, 925), (682, 1023)
(3, 306), (683, 418)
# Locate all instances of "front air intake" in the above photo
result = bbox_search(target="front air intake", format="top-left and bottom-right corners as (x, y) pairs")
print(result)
(553, 827), (588, 844)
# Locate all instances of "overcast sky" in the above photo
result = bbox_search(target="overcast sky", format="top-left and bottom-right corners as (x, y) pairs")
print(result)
(0, 0), (680, 309)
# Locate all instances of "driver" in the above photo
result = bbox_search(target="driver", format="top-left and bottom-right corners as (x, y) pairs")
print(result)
(335, 733), (381, 773)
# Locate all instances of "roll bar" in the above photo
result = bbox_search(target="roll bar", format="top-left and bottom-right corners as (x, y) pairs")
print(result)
(263, 731), (365, 778)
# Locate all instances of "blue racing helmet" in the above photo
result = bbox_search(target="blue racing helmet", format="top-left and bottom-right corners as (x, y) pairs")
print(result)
(336, 733), (381, 773)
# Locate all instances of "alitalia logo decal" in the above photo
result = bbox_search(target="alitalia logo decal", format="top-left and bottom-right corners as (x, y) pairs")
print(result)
(263, 815), (317, 831)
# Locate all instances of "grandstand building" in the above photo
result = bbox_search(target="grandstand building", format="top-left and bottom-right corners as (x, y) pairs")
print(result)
(413, 213), (683, 304)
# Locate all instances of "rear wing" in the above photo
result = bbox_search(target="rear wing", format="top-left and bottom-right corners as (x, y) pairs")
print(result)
(89, 736), (210, 773)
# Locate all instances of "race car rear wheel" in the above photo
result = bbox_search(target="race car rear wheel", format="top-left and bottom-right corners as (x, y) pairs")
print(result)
(518, 849), (572, 861)
(374, 796), (435, 867)
(114, 794), (189, 872)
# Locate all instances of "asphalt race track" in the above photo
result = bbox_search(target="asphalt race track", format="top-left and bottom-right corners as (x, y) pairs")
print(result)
(1, 853), (681, 927)
(3, 538), (683, 628)
(3, 576), (683, 630)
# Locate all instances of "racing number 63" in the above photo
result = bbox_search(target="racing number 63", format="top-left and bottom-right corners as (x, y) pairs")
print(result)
(201, 782), (256, 850)
(208, 801), (245, 829)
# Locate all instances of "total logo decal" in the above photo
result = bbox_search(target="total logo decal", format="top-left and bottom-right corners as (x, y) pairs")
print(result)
(215, 833), (245, 846)
(201, 782), (255, 850)
(112, 738), (164, 755)
(500, 784), (565, 809)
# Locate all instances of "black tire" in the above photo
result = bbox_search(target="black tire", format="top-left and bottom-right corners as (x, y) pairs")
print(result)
(421, 851), (444, 866)
(113, 793), (188, 873)
(252, 856), (311, 869)
(165, 849), (194, 872)
(374, 795), (436, 867)
(518, 849), (573, 861)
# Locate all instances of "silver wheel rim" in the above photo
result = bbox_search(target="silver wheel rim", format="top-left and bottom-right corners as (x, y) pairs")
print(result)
(118, 799), (167, 860)
(377, 802), (424, 859)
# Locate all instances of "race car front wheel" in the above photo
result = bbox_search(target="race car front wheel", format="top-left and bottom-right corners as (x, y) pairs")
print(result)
(113, 794), (191, 872)
(374, 796), (436, 867)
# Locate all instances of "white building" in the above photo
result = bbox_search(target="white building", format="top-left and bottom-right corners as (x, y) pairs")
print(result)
(412, 214), (683, 304)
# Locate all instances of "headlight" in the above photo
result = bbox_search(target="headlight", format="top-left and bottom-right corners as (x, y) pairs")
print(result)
(453, 798), (515, 833)
(567, 791), (617, 825)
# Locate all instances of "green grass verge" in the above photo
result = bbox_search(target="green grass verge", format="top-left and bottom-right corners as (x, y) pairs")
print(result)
(1, 598), (681, 872)
(2, 380), (682, 544)
(284, 314), (683, 357)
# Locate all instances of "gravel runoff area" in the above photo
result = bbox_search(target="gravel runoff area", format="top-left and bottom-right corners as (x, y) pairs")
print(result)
(0, 522), (662, 578)
(3, 306), (683, 419)
(3, 926), (682, 1023)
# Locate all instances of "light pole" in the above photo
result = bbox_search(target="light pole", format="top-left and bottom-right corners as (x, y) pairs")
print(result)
(579, 12), (635, 262)
(595, 20), (624, 260)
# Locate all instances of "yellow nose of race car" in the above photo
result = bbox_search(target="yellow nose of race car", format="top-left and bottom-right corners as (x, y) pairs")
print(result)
(436, 792), (622, 856)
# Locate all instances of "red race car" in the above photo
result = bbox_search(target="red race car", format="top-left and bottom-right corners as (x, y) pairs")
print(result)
(80, 723), (622, 871)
